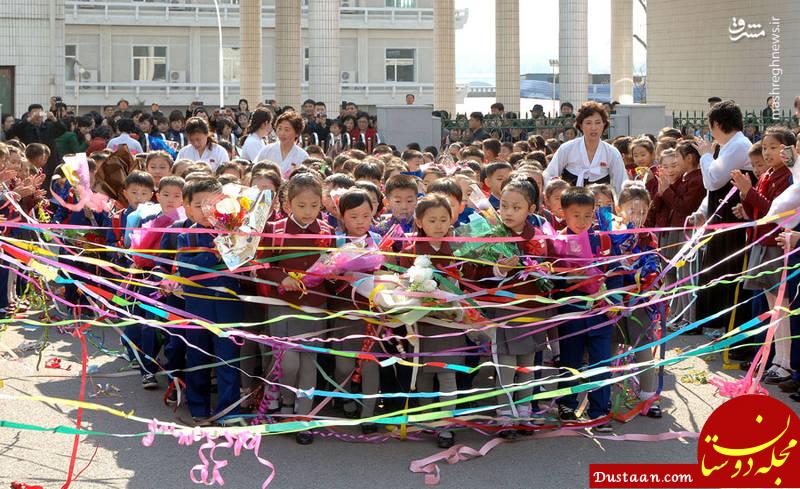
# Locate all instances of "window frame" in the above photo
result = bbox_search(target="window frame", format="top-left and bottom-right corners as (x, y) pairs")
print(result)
(65, 44), (78, 82)
(384, 48), (416, 83)
(131, 45), (169, 83)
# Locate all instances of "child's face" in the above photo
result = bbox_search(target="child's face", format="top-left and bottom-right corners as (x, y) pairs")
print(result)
(443, 194), (464, 226)
(563, 203), (594, 234)
(139, 119), (152, 133)
(407, 156), (423, 171)
(146, 158), (172, 185)
(188, 191), (214, 226)
(659, 155), (680, 182)
(619, 198), (648, 228)
(762, 135), (787, 169)
(157, 121), (169, 133)
(593, 192), (614, 210)
(499, 190), (533, 233)
(289, 189), (322, 226)
(157, 184), (184, 214)
(342, 201), (373, 237)
(632, 146), (654, 168)
(750, 153), (769, 178)
(455, 177), (472, 205)
(124, 183), (154, 210)
(170, 120), (183, 131)
(675, 152), (695, 176)
(364, 191), (380, 216)
(422, 172), (440, 191)
(485, 168), (512, 197)
(386, 188), (418, 222)
(416, 205), (451, 239)
(546, 188), (565, 218)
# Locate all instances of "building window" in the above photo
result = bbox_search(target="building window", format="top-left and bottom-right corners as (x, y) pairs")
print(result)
(304, 47), (309, 83)
(385, 48), (415, 82)
(385, 0), (416, 7)
(132, 46), (167, 82)
(223, 47), (240, 81)
(65, 45), (78, 81)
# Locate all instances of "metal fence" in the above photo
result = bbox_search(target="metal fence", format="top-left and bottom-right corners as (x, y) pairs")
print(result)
(672, 109), (798, 134)
(440, 114), (589, 142)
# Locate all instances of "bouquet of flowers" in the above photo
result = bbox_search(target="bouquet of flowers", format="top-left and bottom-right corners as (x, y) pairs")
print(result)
(352, 255), (455, 326)
(292, 236), (386, 290)
(129, 204), (187, 268)
(453, 212), (519, 263)
(201, 183), (273, 270)
(52, 153), (110, 214)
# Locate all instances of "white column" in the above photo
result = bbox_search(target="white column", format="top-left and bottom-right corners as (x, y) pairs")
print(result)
(495, 0), (520, 114)
(610, 0), (634, 104)
(434, 0), (456, 115)
(275, 0), (302, 107)
(308, 0), (341, 111)
(558, 0), (588, 108)
(240, 0), (263, 106)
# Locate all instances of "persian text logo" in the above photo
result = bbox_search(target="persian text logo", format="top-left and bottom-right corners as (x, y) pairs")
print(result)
(728, 17), (765, 41)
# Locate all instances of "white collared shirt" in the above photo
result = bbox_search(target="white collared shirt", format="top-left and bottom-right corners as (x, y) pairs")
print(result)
(176, 143), (229, 171)
(695, 131), (753, 217)
(107, 133), (143, 154)
(543, 136), (628, 194)
(255, 142), (309, 177)
(240, 133), (268, 162)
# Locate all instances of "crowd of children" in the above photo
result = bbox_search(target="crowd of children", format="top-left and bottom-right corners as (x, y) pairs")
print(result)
(2, 97), (800, 450)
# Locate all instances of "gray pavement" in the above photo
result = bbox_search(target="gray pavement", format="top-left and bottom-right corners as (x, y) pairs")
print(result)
(2, 323), (799, 489)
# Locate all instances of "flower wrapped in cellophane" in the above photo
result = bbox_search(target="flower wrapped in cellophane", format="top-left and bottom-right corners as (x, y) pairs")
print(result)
(201, 184), (273, 270)
(452, 212), (519, 263)
(352, 255), (462, 326)
(128, 204), (187, 269)
(292, 235), (386, 290)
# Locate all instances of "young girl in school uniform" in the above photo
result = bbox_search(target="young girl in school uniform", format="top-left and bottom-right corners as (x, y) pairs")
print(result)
(398, 193), (465, 449)
(491, 176), (552, 438)
(327, 189), (382, 434)
(258, 173), (332, 445)
(732, 126), (796, 385)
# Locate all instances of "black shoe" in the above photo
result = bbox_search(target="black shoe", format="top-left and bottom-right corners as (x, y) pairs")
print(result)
(295, 430), (314, 445)
(166, 387), (179, 406)
(646, 405), (663, 418)
(361, 423), (378, 435)
(436, 431), (455, 449)
(142, 374), (158, 389)
(558, 404), (578, 422)
(789, 392), (800, 402)
(497, 428), (518, 439)
(728, 348), (754, 361)
(593, 422), (614, 434)
(342, 401), (359, 419)
(778, 379), (800, 393)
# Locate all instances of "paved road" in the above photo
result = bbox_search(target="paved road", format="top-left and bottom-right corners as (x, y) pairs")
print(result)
(2, 324), (798, 489)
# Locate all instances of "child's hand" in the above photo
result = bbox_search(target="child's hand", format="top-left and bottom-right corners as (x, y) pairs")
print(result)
(497, 255), (520, 269)
(732, 203), (749, 220)
(161, 280), (180, 294)
(730, 170), (752, 196)
(656, 175), (671, 194)
(776, 230), (800, 253)
(280, 275), (303, 292)
(687, 212), (705, 227)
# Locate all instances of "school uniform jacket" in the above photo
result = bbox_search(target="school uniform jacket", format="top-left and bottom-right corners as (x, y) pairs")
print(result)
(257, 217), (332, 307)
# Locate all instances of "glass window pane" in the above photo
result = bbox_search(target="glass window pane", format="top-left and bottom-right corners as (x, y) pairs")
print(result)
(386, 65), (395, 82)
(397, 64), (414, 82)
(133, 46), (147, 57)
(65, 45), (76, 56)
(155, 46), (167, 57)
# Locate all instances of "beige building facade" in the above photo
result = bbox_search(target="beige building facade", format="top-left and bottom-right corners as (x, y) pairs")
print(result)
(647, 0), (800, 114)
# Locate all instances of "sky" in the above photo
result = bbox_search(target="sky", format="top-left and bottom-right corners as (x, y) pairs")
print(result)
(454, 0), (648, 84)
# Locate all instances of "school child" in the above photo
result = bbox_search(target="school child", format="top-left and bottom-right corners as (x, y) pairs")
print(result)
(375, 174), (419, 235)
(489, 176), (552, 437)
(733, 126), (795, 384)
(398, 194), (467, 448)
(554, 186), (623, 434)
(483, 161), (513, 210)
(144, 151), (173, 189)
(327, 189), (382, 434)
(542, 178), (569, 231)
(257, 173), (333, 445)
(176, 178), (243, 425)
